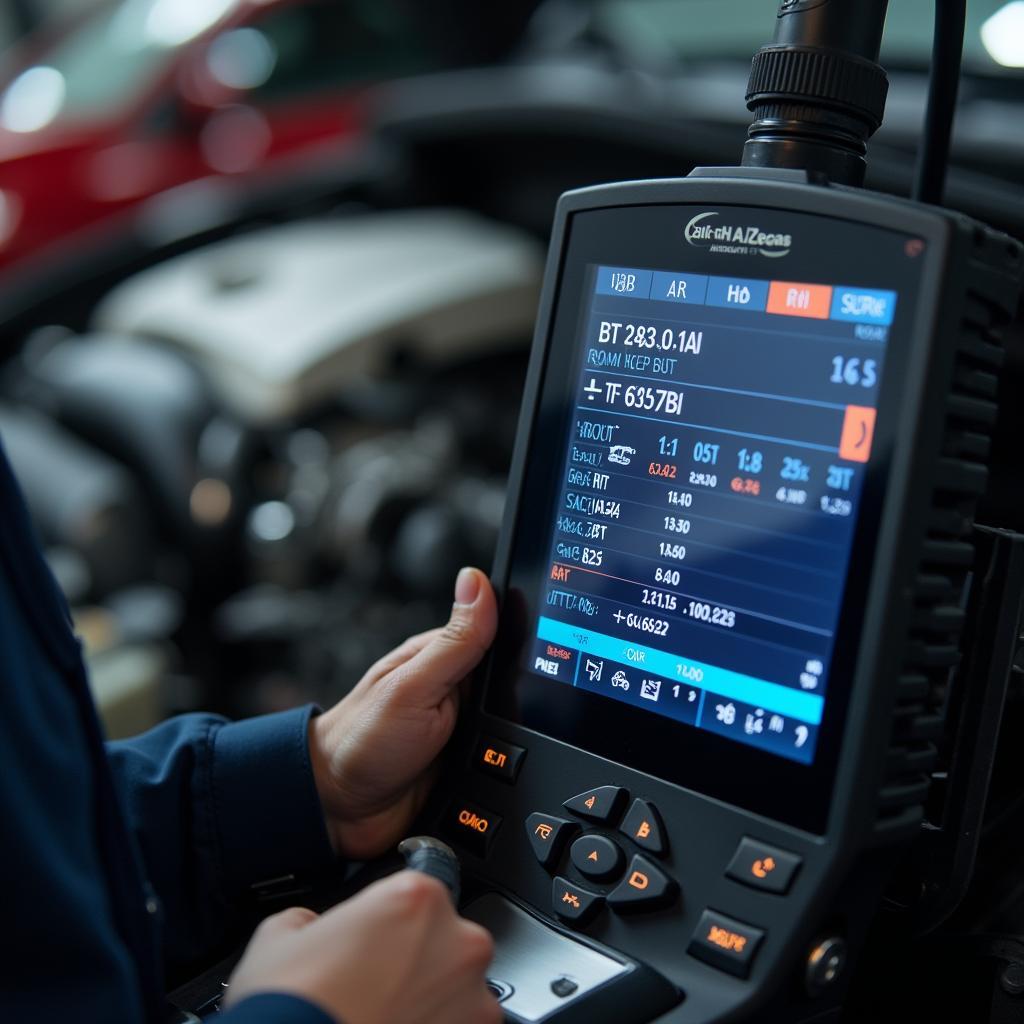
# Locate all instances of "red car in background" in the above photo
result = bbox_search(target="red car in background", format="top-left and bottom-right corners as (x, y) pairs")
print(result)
(0, 0), (437, 273)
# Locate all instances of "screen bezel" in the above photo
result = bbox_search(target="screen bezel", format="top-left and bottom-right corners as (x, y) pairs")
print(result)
(482, 186), (936, 835)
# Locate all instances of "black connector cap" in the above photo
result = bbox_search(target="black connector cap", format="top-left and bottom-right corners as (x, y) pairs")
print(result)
(746, 45), (889, 133)
(740, 0), (891, 185)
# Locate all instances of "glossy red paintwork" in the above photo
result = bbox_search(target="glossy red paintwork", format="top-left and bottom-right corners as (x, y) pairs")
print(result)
(0, 0), (369, 273)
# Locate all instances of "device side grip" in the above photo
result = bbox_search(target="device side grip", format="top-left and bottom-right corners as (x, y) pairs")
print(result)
(875, 221), (1023, 836)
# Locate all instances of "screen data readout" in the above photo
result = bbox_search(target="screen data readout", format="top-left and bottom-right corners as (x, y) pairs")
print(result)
(529, 264), (897, 765)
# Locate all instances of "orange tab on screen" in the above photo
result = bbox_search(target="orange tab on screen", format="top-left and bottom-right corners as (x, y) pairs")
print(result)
(766, 281), (832, 319)
(839, 405), (876, 463)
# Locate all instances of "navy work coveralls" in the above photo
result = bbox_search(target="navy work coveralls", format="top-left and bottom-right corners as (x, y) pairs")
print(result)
(0, 443), (338, 1023)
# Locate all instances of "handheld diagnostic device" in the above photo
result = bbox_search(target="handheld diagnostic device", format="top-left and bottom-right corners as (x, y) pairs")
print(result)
(423, 2), (1024, 1023)
(434, 173), (1015, 1022)
(161, 1), (1024, 1021)
(168, 3), (1023, 1023)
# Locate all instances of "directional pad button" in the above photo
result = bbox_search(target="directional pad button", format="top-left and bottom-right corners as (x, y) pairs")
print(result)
(525, 813), (578, 870)
(563, 786), (627, 823)
(553, 877), (603, 925)
(569, 834), (624, 881)
(608, 854), (678, 913)
(619, 799), (667, 856)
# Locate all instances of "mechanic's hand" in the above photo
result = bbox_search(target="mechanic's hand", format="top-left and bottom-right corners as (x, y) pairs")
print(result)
(224, 871), (500, 1024)
(310, 567), (497, 859)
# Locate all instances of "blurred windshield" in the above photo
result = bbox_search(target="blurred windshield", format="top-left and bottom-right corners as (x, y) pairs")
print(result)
(596, 0), (1024, 73)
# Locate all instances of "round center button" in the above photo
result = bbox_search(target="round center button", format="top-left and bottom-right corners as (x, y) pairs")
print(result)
(570, 834), (625, 881)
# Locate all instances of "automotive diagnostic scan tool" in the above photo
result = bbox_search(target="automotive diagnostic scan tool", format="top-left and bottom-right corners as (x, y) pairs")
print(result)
(168, 2), (1024, 1023)
(425, 2), (1023, 1023)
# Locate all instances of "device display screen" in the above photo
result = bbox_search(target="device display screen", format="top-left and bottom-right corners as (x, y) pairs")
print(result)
(487, 203), (926, 831)
(529, 264), (893, 766)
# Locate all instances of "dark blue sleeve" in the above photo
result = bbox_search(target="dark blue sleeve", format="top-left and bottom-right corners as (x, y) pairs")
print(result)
(0, 583), (150, 1022)
(107, 706), (338, 970)
(220, 993), (337, 1024)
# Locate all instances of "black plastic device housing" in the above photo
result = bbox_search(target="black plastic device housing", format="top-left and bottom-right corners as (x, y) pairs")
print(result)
(429, 169), (1022, 1024)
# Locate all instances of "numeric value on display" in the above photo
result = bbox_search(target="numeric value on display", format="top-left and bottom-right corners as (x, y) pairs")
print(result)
(830, 355), (877, 388)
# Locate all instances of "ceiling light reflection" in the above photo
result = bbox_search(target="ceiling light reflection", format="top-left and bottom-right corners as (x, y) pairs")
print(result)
(981, 1), (1024, 68)
(0, 66), (66, 133)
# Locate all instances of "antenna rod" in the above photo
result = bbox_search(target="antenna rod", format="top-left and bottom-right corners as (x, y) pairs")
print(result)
(913, 0), (966, 204)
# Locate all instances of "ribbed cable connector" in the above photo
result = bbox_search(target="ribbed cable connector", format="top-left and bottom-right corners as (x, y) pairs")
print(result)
(746, 44), (889, 133)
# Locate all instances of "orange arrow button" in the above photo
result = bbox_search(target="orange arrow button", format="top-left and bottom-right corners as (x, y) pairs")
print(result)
(839, 405), (876, 463)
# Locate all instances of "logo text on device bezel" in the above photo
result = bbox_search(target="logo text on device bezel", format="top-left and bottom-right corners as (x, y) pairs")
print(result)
(685, 212), (792, 258)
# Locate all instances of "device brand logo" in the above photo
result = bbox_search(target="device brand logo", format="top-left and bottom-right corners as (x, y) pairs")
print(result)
(684, 212), (792, 258)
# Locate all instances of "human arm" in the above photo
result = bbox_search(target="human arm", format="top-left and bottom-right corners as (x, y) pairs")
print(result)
(219, 567), (501, 1023)
(105, 565), (497, 970)
(106, 705), (338, 972)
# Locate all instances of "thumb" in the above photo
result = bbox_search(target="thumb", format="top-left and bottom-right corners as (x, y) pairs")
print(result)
(394, 567), (497, 706)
